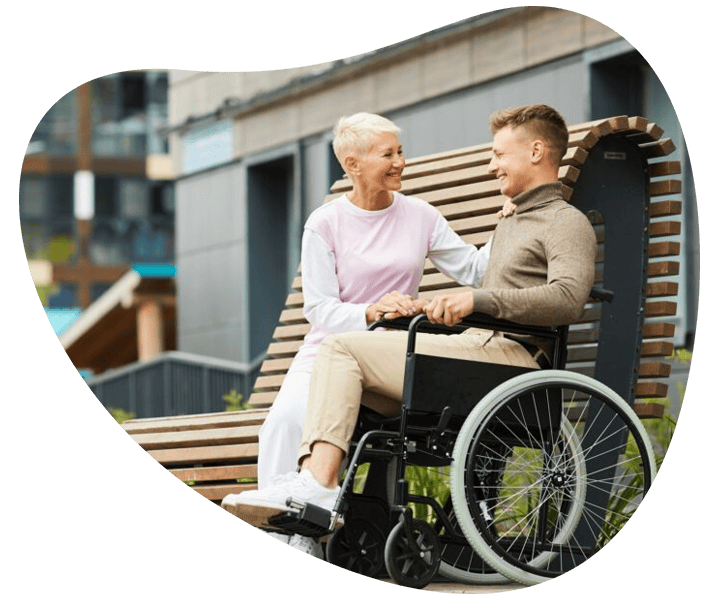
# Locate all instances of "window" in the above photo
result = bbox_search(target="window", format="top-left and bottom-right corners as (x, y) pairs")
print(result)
(48, 283), (78, 308)
(19, 176), (75, 260)
(91, 283), (112, 301)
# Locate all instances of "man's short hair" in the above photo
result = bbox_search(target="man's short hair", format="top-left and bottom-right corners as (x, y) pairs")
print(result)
(332, 112), (401, 165)
(490, 104), (569, 166)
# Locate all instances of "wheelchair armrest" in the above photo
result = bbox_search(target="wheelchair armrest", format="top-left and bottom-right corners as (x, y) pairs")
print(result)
(369, 312), (563, 355)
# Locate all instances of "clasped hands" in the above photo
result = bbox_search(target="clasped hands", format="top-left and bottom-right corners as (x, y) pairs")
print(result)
(366, 290), (474, 327)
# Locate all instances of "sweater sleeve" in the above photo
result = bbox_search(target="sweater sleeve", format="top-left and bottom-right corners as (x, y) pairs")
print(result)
(472, 210), (596, 325)
(301, 228), (370, 332)
(428, 216), (490, 287)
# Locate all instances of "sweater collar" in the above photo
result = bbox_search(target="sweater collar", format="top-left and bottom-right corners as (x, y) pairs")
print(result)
(510, 182), (563, 215)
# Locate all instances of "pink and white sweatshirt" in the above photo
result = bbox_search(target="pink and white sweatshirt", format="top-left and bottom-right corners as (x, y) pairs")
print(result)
(290, 192), (490, 373)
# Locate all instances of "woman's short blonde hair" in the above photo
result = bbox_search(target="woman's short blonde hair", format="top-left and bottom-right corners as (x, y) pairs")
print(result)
(332, 112), (401, 164)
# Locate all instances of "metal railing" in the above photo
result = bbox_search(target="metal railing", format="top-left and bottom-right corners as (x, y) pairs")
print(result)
(88, 351), (263, 418)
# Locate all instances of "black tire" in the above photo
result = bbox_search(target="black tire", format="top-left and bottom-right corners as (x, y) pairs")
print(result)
(326, 518), (386, 578)
(384, 518), (441, 589)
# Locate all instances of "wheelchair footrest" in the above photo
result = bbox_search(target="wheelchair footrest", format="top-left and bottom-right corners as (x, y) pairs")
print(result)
(266, 503), (340, 538)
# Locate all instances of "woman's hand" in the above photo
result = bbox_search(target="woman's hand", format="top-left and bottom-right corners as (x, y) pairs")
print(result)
(497, 198), (517, 218)
(366, 293), (427, 324)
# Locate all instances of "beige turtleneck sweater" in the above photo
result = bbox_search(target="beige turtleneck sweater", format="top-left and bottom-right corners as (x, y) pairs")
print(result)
(472, 182), (597, 327)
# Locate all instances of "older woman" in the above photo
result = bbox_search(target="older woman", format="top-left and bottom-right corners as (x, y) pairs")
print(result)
(222, 112), (490, 556)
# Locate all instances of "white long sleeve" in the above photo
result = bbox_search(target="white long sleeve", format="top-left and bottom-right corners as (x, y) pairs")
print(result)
(428, 217), (491, 287)
(301, 228), (369, 334)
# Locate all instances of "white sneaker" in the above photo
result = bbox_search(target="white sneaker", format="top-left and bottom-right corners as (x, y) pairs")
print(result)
(221, 469), (340, 527)
(289, 534), (324, 559)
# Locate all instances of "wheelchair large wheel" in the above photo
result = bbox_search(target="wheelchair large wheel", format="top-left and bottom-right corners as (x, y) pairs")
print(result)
(450, 370), (656, 586)
(435, 497), (509, 584)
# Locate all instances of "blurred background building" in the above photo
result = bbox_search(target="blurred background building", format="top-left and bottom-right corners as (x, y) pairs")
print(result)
(22, 70), (176, 377)
(22, 7), (697, 418)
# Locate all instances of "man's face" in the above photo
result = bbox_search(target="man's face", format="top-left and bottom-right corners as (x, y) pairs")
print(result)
(487, 126), (535, 199)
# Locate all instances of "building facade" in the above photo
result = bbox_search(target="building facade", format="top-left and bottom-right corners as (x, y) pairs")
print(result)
(21, 70), (174, 311)
(162, 7), (697, 400)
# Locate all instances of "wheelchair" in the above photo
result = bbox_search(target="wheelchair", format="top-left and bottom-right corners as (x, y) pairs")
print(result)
(266, 287), (657, 588)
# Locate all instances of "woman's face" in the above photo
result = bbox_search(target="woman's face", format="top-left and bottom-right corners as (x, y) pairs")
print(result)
(354, 132), (405, 193)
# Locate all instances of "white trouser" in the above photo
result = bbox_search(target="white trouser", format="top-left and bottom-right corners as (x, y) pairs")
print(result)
(256, 369), (310, 489)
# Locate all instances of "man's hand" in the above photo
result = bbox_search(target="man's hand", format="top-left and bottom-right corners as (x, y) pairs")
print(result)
(366, 292), (425, 324)
(424, 291), (474, 326)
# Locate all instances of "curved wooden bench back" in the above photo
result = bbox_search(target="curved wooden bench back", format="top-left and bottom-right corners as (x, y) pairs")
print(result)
(123, 115), (681, 503)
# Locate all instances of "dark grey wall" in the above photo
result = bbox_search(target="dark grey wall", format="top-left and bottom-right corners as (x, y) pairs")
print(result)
(175, 163), (248, 364)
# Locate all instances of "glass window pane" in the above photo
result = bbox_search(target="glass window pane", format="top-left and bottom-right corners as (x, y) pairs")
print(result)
(91, 283), (111, 301)
(48, 283), (78, 308)
(51, 175), (75, 218)
(120, 179), (147, 219)
(94, 177), (117, 217)
(19, 177), (46, 219)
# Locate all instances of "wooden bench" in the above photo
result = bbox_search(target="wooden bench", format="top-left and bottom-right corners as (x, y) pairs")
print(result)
(122, 115), (682, 506)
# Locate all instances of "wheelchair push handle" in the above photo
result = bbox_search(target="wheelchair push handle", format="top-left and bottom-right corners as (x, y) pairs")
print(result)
(589, 285), (614, 303)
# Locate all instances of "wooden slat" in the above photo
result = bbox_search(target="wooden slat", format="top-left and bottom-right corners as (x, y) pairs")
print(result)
(254, 374), (287, 390)
(169, 464), (257, 483)
(248, 391), (279, 407)
(644, 301), (677, 318)
(627, 126), (665, 145)
(272, 323), (311, 340)
(122, 409), (268, 435)
(266, 339), (303, 357)
(131, 424), (260, 451)
(649, 200), (682, 218)
(566, 401), (665, 421)
(190, 482), (257, 502)
(285, 292), (304, 307)
(642, 321), (676, 339)
(649, 179), (682, 197)
(633, 402), (665, 419)
(648, 241), (680, 258)
(279, 307), (307, 325)
(648, 161), (681, 178)
(260, 357), (295, 374)
(648, 221), (681, 238)
(646, 281), (679, 297)
(640, 138), (677, 158)
(647, 261), (679, 278)
(635, 381), (668, 398)
(641, 341), (674, 358)
(638, 362), (672, 378)
(147, 443), (260, 467)
(562, 146), (589, 167)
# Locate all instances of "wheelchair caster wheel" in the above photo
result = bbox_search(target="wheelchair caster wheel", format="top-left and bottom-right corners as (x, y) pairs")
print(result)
(326, 518), (385, 578)
(384, 518), (441, 588)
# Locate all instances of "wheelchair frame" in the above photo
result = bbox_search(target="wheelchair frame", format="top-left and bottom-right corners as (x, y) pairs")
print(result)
(266, 288), (656, 588)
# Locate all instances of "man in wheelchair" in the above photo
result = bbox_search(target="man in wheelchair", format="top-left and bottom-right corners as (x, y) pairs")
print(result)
(223, 103), (598, 565)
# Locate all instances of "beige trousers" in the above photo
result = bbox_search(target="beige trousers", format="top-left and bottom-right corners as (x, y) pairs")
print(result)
(298, 328), (539, 462)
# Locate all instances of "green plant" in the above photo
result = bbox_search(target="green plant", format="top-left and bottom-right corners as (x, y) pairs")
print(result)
(108, 407), (135, 424)
(222, 389), (251, 412)
(29, 235), (77, 306)
(597, 349), (689, 547)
